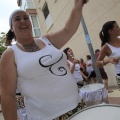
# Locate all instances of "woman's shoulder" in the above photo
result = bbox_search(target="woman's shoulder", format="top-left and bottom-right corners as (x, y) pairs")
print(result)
(2, 48), (14, 56)
(1, 48), (15, 65)
(101, 44), (112, 56)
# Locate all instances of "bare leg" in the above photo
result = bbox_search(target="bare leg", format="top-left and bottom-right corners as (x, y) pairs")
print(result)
(103, 79), (108, 90)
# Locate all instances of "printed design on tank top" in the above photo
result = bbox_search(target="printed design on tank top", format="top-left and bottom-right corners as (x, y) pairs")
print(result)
(74, 64), (80, 71)
(39, 52), (67, 76)
(48, 43), (51, 45)
(74, 64), (81, 76)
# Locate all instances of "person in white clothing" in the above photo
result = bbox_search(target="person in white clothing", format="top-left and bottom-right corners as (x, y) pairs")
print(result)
(86, 55), (98, 83)
(0, 0), (88, 120)
(96, 21), (120, 89)
(63, 47), (88, 87)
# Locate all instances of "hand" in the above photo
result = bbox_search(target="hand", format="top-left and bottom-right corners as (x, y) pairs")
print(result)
(74, 0), (88, 10)
(85, 76), (88, 80)
(109, 57), (119, 64)
(73, 59), (79, 64)
(116, 57), (120, 63)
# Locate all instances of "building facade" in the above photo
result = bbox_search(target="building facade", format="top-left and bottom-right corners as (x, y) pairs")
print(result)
(17, 0), (41, 37)
(17, 0), (120, 86)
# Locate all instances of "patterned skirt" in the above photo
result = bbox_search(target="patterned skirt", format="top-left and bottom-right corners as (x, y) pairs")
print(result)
(16, 95), (25, 109)
(16, 96), (86, 120)
(54, 99), (86, 120)
(116, 76), (120, 90)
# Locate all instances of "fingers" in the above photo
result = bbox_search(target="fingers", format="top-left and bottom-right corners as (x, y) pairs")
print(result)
(110, 57), (119, 64)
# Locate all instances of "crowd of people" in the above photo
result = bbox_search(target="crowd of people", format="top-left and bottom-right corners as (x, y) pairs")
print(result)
(63, 48), (108, 89)
(0, 0), (120, 120)
(63, 47), (88, 88)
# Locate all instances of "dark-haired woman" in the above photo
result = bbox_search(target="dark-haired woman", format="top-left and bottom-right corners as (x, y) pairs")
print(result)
(63, 47), (88, 87)
(96, 21), (120, 89)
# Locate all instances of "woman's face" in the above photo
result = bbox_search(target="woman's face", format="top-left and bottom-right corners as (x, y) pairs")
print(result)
(67, 48), (74, 57)
(11, 11), (32, 38)
(110, 23), (120, 37)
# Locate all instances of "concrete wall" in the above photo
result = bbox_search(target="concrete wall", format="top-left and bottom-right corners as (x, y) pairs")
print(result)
(33, 0), (120, 86)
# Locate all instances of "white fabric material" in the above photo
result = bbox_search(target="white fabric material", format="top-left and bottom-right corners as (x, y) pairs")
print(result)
(17, 108), (28, 120)
(86, 60), (94, 74)
(79, 83), (108, 106)
(106, 43), (120, 74)
(67, 60), (83, 83)
(9, 36), (80, 120)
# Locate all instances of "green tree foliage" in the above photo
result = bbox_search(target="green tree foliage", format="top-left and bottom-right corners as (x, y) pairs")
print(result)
(0, 32), (7, 56)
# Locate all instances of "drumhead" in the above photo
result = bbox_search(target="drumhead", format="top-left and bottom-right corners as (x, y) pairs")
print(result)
(67, 104), (120, 120)
(80, 83), (104, 92)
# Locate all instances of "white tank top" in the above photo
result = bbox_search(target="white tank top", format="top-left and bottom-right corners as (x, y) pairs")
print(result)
(86, 59), (94, 74)
(9, 36), (80, 120)
(106, 43), (120, 74)
(67, 60), (83, 83)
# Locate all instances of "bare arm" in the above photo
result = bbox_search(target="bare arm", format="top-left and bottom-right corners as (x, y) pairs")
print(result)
(45, 0), (86, 49)
(80, 70), (87, 79)
(1, 49), (17, 120)
(96, 45), (118, 67)
(67, 61), (75, 74)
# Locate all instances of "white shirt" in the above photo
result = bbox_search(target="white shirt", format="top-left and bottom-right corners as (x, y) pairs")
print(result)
(67, 60), (83, 83)
(86, 59), (94, 74)
(106, 43), (120, 74)
(9, 36), (80, 120)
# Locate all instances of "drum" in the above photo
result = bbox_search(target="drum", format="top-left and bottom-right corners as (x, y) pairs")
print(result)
(17, 108), (28, 120)
(79, 83), (108, 106)
(67, 104), (120, 120)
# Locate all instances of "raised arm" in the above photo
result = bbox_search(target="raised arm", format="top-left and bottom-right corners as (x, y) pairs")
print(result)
(1, 49), (18, 120)
(45, 0), (87, 49)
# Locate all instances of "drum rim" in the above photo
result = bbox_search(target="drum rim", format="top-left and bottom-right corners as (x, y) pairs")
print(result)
(67, 104), (120, 120)
(79, 83), (104, 91)
(80, 83), (104, 90)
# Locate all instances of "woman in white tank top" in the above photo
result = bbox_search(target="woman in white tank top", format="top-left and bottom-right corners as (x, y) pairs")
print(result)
(63, 47), (88, 87)
(96, 21), (120, 88)
(0, 1), (88, 120)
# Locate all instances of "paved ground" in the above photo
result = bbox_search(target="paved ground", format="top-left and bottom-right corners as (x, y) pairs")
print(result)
(0, 86), (120, 120)
(108, 86), (120, 105)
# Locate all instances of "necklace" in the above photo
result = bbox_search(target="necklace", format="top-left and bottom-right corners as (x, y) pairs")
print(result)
(17, 41), (40, 52)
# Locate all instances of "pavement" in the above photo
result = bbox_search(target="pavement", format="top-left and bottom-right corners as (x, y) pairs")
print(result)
(108, 86), (120, 105)
(0, 85), (120, 120)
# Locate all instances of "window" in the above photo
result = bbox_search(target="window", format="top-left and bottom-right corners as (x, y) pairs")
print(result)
(29, 15), (41, 37)
(20, 0), (26, 10)
(42, 2), (49, 19)
(27, 0), (34, 9)
(42, 2), (53, 30)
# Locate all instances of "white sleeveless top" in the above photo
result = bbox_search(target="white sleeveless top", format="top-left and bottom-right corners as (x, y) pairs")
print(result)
(86, 59), (94, 74)
(67, 60), (83, 83)
(9, 36), (80, 120)
(106, 43), (120, 74)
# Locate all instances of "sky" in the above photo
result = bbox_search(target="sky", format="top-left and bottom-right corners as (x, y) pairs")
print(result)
(0, 0), (20, 34)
